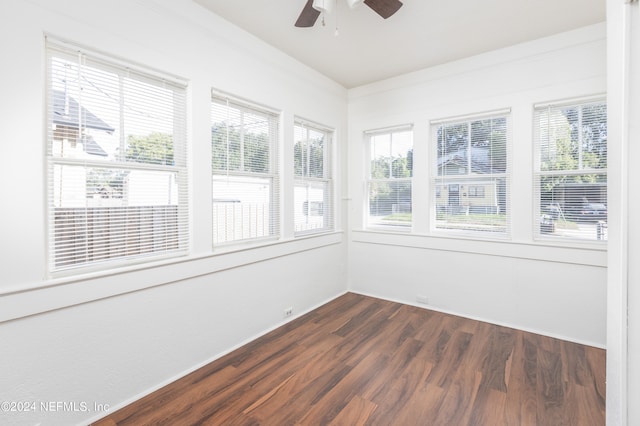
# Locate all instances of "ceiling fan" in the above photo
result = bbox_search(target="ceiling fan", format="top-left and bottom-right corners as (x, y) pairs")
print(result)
(295, 0), (403, 28)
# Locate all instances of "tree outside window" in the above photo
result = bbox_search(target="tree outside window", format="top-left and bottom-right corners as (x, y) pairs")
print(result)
(367, 128), (413, 228)
(535, 100), (607, 241)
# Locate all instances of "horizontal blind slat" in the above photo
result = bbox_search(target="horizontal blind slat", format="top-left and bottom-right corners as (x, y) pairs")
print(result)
(47, 38), (189, 274)
(211, 94), (280, 246)
(366, 127), (413, 228)
(294, 119), (334, 235)
(432, 114), (510, 235)
(533, 98), (607, 242)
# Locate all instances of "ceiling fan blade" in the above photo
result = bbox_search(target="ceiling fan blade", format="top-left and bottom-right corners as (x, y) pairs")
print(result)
(364, 0), (403, 19)
(295, 0), (321, 27)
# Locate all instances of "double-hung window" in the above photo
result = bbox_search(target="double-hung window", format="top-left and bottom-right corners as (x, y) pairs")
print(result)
(211, 93), (280, 245)
(431, 112), (509, 236)
(46, 39), (189, 273)
(366, 126), (413, 228)
(534, 98), (607, 241)
(294, 119), (333, 234)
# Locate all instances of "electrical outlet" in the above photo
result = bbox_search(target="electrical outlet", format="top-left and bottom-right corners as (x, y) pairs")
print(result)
(416, 295), (429, 305)
(284, 307), (293, 318)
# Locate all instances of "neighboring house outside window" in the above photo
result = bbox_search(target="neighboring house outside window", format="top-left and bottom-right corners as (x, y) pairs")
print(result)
(211, 94), (280, 245)
(294, 120), (334, 234)
(46, 38), (188, 273)
(468, 186), (485, 198)
(431, 112), (510, 236)
(365, 126), (413, 229)
(534, 98), (607, 241)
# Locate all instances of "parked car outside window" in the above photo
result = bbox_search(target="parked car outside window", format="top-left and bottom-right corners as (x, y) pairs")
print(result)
(578, 203), (607, 221)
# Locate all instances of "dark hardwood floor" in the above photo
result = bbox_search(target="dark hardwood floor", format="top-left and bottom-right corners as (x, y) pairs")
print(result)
(94, 292), (606, 425)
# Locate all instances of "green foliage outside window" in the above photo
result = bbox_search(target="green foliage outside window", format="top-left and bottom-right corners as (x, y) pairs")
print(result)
(126, 132), (174, 165)
(211, 123), (270, 174)
(294, 137), (324, 178)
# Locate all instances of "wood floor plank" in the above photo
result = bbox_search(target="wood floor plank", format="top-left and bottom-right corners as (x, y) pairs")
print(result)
(241, 340), (354, 424)
(432, 323), (486, 425)
(363, 339), (435, 424)
(504, 334), (538, 426)
(94, 293), (606, 426)
(478, 327), (516, 392)
(328, 395), (378, 426)
(425, 330), (473, 389)
(388, 383), (446, 425)
(360, 337), (424, 399)
(468, 387), (508, 426)
(586, 345), (607, 406)
(296, 350), (389, 425)
(433, 370), (483, 426)
(536, 346), (570, 425)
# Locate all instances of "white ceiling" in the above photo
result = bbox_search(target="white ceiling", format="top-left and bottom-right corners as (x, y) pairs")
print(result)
(194, 0), (605, 88)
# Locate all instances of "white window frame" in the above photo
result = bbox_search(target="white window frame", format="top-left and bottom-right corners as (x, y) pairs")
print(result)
(46, 38), (189, 275)
(365, 125), (413, 230)
(430, 110), (511, 238)
(533, 96), (608, 243)
(293, 119), (334, 235)
(210, 92), (280, 246)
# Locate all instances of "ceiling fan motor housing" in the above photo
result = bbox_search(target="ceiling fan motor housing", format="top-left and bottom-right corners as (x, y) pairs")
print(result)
(312, 0), (333, 13)
(296, 0), (402, 27)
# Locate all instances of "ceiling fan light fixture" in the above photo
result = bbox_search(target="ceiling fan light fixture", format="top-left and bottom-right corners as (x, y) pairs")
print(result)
(312, 0), (333, 13)
(346, 0), (364, 9)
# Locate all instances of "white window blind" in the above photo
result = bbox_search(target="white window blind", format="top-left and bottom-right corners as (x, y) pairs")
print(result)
(534, 99), (607, 242)
(294, 120), (333, 234)
(211, 94), (279, 245)
(46, 39), (189, 273)
(431, 113), (509, 235)
(366, 126), (413, 228)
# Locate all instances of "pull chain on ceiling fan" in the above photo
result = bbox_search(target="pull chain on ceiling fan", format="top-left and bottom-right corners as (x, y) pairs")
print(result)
(295, 0), (403, 28)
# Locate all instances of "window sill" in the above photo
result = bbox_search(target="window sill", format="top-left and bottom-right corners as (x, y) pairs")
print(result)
(365, 225), (413, 233)
(350, 229), (606, 267)
(294, 228), (338, 238)
(0, 232), (344, 323)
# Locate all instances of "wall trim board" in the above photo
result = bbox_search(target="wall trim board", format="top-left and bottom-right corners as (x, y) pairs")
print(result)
(349, 290), (606, 350)
(82, 289), (349, 426)
(351, 230), (607, 267)
(0, 232), (343, 324)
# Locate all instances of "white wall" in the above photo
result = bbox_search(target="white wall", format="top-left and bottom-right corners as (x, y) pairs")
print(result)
(347, 24), (608, 347)
(606, 0), (639, 424)
(627, 4), (640, 423)
(0, 0), (348, 425)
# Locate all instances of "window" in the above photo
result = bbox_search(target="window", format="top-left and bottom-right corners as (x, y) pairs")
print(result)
(468, 186), (485, 198)
(294, 120), (333, 234)
(366, 126), (413, 228)
(46, 39), (188, 273)
(534, 98), (607, 242)
(431, 112), (509, 235)
(211, 94), (279, 245)
(211, 94), (280, 245)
